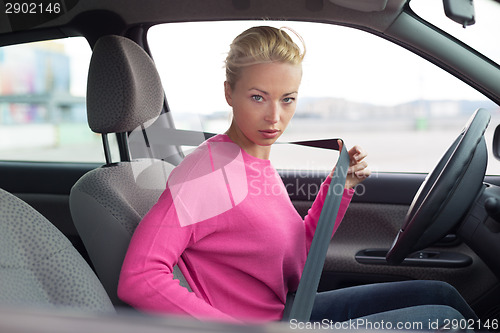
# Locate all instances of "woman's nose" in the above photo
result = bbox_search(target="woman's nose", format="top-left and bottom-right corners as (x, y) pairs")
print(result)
(265, 103), (280, 123)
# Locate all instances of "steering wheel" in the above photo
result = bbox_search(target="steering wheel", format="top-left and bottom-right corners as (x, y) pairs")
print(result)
(386, 109), (490, 265)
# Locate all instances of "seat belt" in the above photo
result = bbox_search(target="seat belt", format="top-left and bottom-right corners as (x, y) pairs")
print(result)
(284, 139), (349, 322)
(139, 127), (350, 322)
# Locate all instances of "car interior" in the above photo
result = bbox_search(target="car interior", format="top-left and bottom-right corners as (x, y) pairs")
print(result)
(1, 0), (500, 331)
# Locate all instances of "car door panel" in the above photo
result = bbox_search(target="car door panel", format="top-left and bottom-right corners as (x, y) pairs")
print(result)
(0, 161), (99, 261)
(285, 171), (499, 308)
(0, 161), (97, 195)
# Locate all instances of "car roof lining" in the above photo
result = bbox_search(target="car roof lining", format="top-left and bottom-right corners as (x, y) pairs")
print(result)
(0, 0), (406, 43)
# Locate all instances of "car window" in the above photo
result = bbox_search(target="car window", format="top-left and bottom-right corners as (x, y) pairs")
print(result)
(0, 37), (118, 163)
(148, 21), (500, 174)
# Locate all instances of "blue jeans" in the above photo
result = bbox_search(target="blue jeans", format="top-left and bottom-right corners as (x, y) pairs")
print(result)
(310, 280), (478, 328)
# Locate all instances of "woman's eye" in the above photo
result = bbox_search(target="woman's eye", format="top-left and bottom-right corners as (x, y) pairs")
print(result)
(283, 97), (295, 104)
(252, 95), (264, 102)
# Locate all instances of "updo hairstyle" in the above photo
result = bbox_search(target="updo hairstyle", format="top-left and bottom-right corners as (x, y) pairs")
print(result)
(225, 26), (306, 88)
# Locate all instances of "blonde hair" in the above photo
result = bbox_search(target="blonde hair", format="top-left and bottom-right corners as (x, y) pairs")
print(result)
(225, 26), (306, 88)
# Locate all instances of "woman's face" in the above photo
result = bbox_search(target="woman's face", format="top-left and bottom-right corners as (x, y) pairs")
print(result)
(224, 61), (302, 159)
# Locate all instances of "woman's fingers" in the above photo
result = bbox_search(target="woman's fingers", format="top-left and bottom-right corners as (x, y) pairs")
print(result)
(349, 145), (367, 166)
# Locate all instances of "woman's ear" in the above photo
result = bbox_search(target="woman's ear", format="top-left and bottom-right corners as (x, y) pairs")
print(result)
(224, 81), (233, 107)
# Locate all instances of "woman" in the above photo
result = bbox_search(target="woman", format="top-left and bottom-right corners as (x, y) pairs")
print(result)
(118, 26), (476, 326)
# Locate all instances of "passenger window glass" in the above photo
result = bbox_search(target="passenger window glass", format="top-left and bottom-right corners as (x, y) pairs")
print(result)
(0, 37), (118, 163)
(148, 21), (499, 174)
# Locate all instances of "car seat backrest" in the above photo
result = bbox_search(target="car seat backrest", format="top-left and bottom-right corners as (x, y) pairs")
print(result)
(0, 188), (114, 312)
(70, 159), (177, 306)
(70, 35), (190, 307)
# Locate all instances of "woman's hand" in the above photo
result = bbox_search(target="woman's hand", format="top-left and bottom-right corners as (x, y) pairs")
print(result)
(330, 140), (371, 189)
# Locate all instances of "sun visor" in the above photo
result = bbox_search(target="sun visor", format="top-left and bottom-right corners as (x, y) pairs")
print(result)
(329, 0), (388, 12)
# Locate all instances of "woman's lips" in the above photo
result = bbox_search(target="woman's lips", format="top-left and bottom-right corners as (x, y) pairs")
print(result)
(259, 129), (280, 139)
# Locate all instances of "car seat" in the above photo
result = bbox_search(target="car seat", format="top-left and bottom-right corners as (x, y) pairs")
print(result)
(0, 187), (114, 312)
(69, 35), (189, 307)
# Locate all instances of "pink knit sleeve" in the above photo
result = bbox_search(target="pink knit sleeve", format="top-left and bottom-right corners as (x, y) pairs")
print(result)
(303, 176), (355, 250)
(117, 189), (239, 323)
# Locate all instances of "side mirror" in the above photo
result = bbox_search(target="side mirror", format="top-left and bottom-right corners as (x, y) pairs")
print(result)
(443, 0), (475, 27)
(493, 124), (500, 161)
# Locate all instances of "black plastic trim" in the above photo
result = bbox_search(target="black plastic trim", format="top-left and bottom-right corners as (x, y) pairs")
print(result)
(0, 161), (99, 195)
(355, 248), (473, 268)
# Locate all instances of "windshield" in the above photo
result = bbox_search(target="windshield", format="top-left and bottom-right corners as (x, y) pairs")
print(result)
(410, 0), (500, 66)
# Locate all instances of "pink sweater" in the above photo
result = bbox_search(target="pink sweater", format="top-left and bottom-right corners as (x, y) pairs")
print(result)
(118, 134), (353, 323)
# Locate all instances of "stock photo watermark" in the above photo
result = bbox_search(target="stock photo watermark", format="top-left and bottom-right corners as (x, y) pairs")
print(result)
(248, 162), (373, 200)
(289, 318), (498, 331)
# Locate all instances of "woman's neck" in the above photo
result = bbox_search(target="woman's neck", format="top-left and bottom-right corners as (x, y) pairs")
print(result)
(225, 126), (271, 160)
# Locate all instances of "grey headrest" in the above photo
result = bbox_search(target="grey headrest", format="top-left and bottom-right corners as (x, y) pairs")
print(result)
(86, 35), (164, 134)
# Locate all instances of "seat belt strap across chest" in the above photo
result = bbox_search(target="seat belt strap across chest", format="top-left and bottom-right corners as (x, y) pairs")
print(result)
(283, 139), (349, 322)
